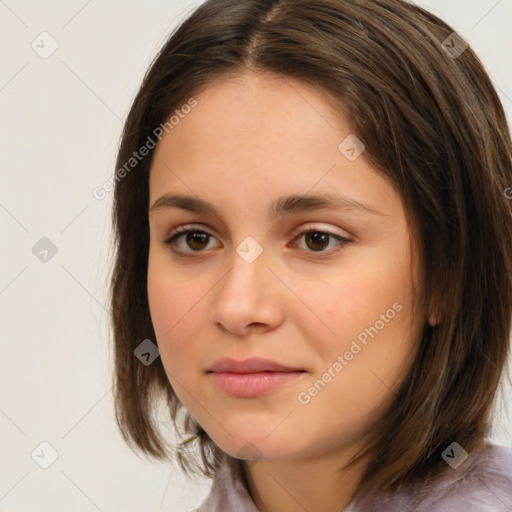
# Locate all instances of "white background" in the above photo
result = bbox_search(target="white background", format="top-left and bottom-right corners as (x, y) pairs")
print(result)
(1, 1), (511, 510)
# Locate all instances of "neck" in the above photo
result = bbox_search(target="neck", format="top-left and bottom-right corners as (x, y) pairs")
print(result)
(242, 443), (370, 512)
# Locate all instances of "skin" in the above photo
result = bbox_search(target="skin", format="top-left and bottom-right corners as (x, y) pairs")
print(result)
(147, 70), (432, 512)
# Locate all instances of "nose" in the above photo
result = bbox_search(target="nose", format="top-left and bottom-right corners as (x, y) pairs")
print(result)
(209, 240), (285, 336)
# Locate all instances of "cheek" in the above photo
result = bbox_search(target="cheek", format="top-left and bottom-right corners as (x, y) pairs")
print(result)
(147, 257), (196, 355)
(309, 260), (418, 389)
(147, 283), (216, 420)
(147, 254), (218, 389)
(298, 266), (410, 353)
(147, 261), (172, 338)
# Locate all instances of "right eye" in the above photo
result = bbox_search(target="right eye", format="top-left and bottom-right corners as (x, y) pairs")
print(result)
(163, 225), (221, 254)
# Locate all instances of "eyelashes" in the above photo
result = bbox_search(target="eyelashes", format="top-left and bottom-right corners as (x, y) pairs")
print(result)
(162, 224), (352, 257)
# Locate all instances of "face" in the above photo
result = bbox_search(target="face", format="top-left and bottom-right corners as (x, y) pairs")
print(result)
(147, 70), (426, 463)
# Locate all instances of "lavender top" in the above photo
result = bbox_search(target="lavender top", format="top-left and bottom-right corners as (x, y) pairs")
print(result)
(197, 443), (512, 511)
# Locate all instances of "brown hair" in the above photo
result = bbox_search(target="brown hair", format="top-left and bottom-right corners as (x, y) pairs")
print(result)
(109, 0), (512, 500)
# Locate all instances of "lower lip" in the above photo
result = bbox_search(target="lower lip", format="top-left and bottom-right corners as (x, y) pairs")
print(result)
(209, 371), (306, 398)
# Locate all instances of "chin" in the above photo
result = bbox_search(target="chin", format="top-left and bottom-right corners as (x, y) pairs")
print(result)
(212, 434), (297, 462)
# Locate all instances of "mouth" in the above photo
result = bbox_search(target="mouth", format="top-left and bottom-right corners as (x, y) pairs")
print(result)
(207, 356), (305, 373)
(206, 357), (307, 398)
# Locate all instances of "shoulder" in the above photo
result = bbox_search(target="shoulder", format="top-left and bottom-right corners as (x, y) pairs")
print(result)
(422, 442), (512, 511)
(345, 442), (512, 512)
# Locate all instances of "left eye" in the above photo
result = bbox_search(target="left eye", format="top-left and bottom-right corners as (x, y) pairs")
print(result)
(291, 229), (351, 253)
(162, 226), (351, 255)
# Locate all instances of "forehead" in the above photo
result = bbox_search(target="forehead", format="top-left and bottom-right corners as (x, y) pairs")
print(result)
(149, 71), (358, 187)
(157, 70), (348, 148)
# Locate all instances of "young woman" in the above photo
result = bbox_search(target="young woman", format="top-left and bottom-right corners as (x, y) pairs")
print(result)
(109, 0), (512, 510)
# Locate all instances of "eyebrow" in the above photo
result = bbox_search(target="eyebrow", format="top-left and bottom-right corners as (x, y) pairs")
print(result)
(149, 192), (384, 218)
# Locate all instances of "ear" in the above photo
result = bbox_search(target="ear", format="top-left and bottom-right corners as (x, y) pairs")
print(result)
(428, 301), (444, 326)
(428, 310), (441, 326)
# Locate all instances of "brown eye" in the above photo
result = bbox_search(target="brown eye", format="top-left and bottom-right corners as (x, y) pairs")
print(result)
(304, 231), (330, 251)
(292, 228), (351, 255)
(183, 232), (210, 251)
(163, 228), (219, 253)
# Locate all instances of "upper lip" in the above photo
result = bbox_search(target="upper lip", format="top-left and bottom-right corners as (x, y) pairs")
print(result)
(207, 357), (305, 373)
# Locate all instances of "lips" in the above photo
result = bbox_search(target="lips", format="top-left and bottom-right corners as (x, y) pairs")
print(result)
(207, 357), (305, 374)
(206, 357), (307, 398)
